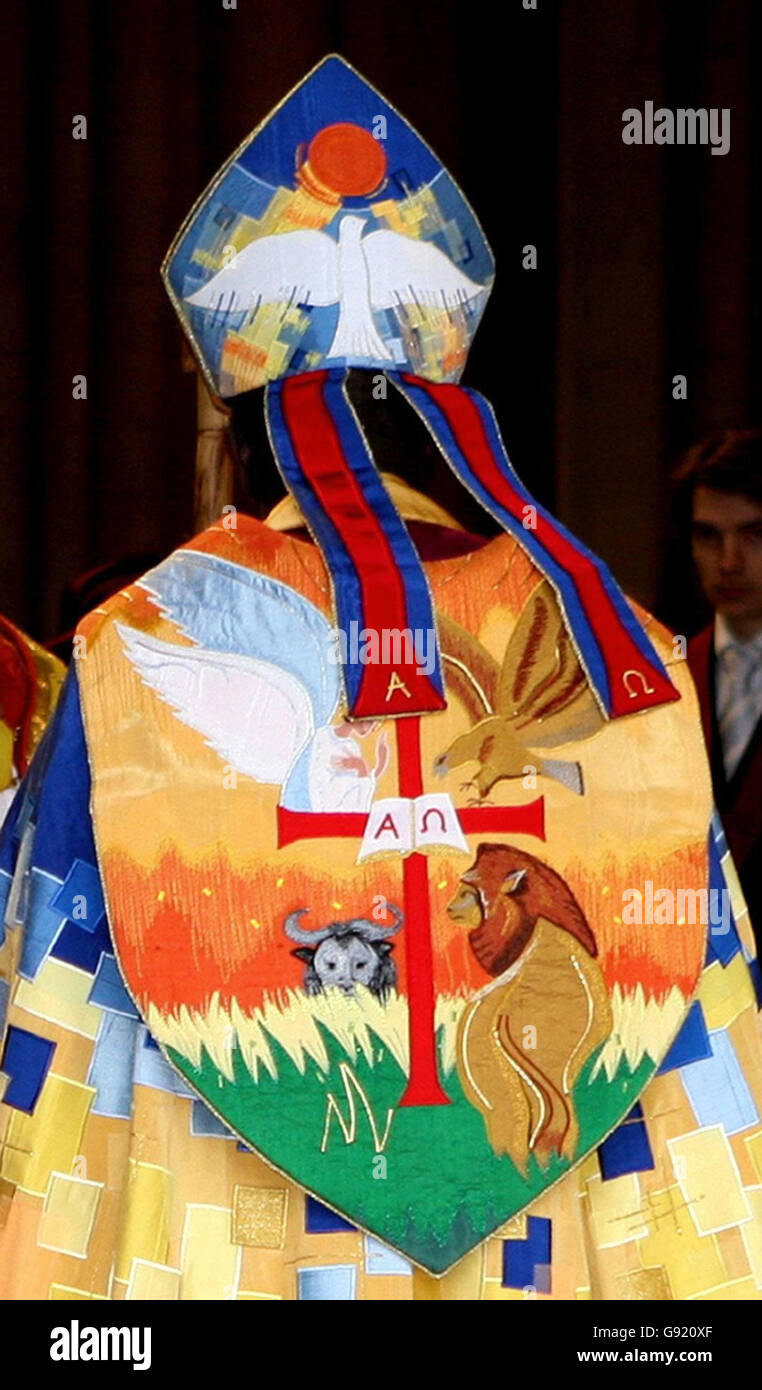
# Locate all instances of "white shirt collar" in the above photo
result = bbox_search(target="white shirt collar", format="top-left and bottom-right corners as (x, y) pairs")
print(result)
(714, 611), (762, 658)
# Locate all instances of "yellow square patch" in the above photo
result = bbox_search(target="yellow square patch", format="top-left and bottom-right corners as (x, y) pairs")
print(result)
(232, 1186), (288, 1249)
(49, 1284), (108, 1300)
(180, 1205), (241, 1300)
(668, 1125), (750, 1234)
(14, 958), (102, 1039)
(38, 1170), (102, 1257)
(585, 1171), (648, 1248)
(2, 1073), (95, 1196)
(114, 1160), (173, 1283)
(614, 1265), (673, 1300)
(126, 1259), (182, 1300)
(0, 1176), (15, 1229)
(698, 955), (756, 1032)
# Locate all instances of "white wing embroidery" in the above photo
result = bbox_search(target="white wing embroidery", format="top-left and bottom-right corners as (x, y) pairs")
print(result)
(116, 623), (314, 786)
(185, 229), (339, 315)
(363, 229), (485, 310)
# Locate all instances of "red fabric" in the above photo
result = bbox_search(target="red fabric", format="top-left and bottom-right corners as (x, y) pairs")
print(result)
(0, 614), (38, 774)
(687, 624), (714, 758)
(395, 716), (450, 1106)
(277, 806), (367, 847)
(458, 797), (545, 839)
(281, 374), (446, 717)
(404, 520), (488, 560)
(394, 723), (547, 1106)
(281, 522), (489, 561)
(412, 378), (680, 719)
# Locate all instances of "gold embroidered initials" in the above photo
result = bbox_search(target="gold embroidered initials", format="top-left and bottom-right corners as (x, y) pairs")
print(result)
(385, 671), (411, 701)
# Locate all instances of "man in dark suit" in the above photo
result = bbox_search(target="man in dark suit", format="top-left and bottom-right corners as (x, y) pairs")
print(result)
(678, 430), (762, 951)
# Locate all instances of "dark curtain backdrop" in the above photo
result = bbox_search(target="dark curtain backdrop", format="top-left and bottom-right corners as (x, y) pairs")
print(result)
(0, 0), (758, 641)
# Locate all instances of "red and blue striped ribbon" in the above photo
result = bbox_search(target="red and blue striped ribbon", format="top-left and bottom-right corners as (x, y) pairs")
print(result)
(265, 368), (446, 719)
(392, 372), (679, 719)
(266, 365), (679, 722)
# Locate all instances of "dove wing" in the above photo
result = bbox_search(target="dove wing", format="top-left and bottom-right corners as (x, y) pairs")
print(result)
(363, 229), (485, 311)
(139, 553), (342, 729)
(185, 229), (339, 315)
(116, 623), (314, 785)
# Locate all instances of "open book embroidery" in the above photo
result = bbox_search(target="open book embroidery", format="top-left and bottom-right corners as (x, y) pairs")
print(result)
(357, 794), (470, 862)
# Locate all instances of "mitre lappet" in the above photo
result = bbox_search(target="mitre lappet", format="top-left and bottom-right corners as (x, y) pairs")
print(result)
(2, 56), (761, 1297)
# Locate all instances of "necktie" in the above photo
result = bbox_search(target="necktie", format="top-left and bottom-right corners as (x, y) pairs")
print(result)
(717, 643), (759, 779)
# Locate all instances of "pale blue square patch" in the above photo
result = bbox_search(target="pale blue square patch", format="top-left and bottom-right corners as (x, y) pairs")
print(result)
(363, 1235), (412, 1276)
(680, 1028), (759, 1135)
(297, 1265), (357, 1300)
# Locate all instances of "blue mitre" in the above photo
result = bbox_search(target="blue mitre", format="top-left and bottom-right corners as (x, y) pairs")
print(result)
(162, 54), (495, 396)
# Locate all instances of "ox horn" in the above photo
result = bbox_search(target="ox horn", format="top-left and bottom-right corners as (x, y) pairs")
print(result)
(349, 903), (405, 941)
(282, 908), (332, 946)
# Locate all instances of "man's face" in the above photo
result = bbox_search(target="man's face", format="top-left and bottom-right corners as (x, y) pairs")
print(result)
(691, 486), (762, 628)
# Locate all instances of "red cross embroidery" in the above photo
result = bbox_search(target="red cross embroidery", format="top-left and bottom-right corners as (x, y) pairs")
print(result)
(278, 717), (545, 1107)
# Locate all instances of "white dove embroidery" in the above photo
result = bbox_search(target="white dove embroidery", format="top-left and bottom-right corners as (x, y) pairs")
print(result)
(186, 214), (486, 363)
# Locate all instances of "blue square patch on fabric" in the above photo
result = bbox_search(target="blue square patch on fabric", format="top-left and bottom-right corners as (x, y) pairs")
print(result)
(18, 868), (67, 979)
(305, 1195), (356, 1234)
(51, 914), (111, 974)
(711, 811), (729, 860)
(364, 1235), (412, 1276)
(502, 1216), (552, 1293)
(0, 869), (11, 949)
(134, 1027), (195, 1097)
(680, 1029), (759, 1135)
(0, 1024), (55, 1112)
(705, 918), (742, 968)
(598, 1105), (655, 1180)
(49, 858), (105, 933)
(704, 827), (741, 966)
(191, 1100), (235, 1138)
(87, 953), (140, 1018)
(297, 1265), (357, 1300)
(87, 1012), (140, 1118)
(747, 957), (762, 1010)
(657, 1000), (711, 1074)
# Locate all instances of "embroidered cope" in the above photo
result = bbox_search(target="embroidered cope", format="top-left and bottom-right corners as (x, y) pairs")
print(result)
(2, 56), (762, 1300)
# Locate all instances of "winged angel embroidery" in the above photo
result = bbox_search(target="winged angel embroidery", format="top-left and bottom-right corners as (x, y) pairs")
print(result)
(116, 552), (386, 814)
